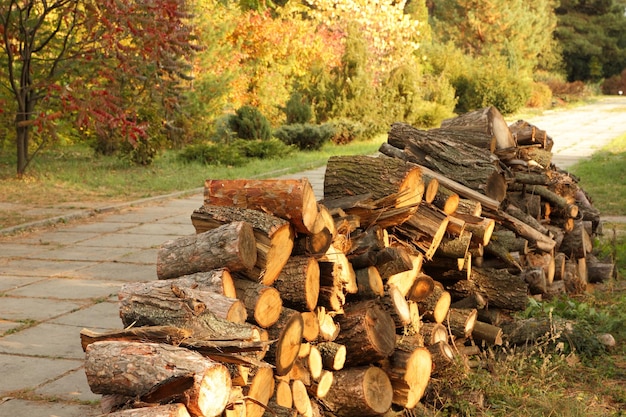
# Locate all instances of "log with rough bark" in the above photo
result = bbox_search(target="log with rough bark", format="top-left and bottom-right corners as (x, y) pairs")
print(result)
(447, 308), (478, 339)
(119, 281), (247, 327)
(419, 322), (448, 346)
(191, 205), (294, 286)
(334, 300), (397, 366)
(354, 266), (385, 298)
(85, 341), (231, 417)
(155, 269), (238, 298)
(447, 267), (529, 311)
(80, 326), (191, 352)
(431, 185), (460, 214)
(157, 221), (257, 280)
(266, 307), (304, 376)
(386, 122), (507, 201)
(204, 178), (321, 235)
(407, 273), (436, 302)
(471, 320), (503, 346)
(271, 255), (320, 312)
(232, 277), (282, 328)
(320, 366), (393, 417)
(560, 219), (593, 259)
(486, 209), (556, 253)
(99, 404), (191, 417)
(508, 119), (553, 150)
(317, 341), (347, 371)
(586, 253), (615, 283)
(380, 344), (432, 409)
(415, 283), (451, 324)
(324, 154), (424, 210)
(441, 106), (516, 152)
(522, 267), (547, 295)
(426, 341), (456, 376)
(292, 228), (333, 258)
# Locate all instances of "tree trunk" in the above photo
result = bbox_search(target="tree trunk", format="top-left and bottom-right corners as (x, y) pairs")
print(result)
(85, 341), (231, 417)
(191, 205), (294, 286)
(157, 221), (257, 280)
(204, 178), (320, 235)
(320, 366), (393, 417)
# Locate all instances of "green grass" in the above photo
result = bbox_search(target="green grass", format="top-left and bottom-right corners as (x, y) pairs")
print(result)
(0, 136), (384, 229)
(569, 133), (626, 216)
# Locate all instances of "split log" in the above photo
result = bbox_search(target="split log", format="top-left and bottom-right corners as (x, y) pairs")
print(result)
(376, 246), (414, 280)
(272, 256), (320, 312)
(553, 252), (567, 281)
(320, 366), (393, 417)
(436, 231), (472, 260)
(157, 221), (257, 280)
(291, 379), (312, 417)
(154, 269), (237, 298)
(447, 267), (529, 311)
(382, 284), (412, 329)
(266, 307), (304, 376)
(191, 205), (294, 286)
(525, 252), (555, 285)
(232, 277), (282, 328)
(393, 202), (450, 260)
(319, 244), (358, 294)
(486, 209), (556, 253)
(386, 122), (507, 201)
(441, 106), (516, 152)
(204, 178), (321, 235)
(119, 282), (247, 327)
(508, 119), (553, 150)
(80, 326), (190, 352)
(334, 300), (396, 366)
(85, 341), (231, 417)
(98, 404), (191, 417)
(317, 307), (340, 342)
(301, 311), (320, 342)
(243, 365), (275, 417)
(324, 154), (424, 209)
(384, 251), (424, 299)
(382, 342), (432, 408)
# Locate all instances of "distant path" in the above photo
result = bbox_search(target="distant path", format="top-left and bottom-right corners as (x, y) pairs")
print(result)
(516, 96), (626, 168)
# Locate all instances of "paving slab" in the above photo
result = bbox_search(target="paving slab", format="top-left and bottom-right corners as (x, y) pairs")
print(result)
(0, 354), (83, 394)
(34, 366), (101, 403)
(0, 323), (89, 359)
(77, 232), (174, 249)
(5, 278), (121, 300)
(12, 230), (99, 246)
(0, 297), (84, 322)
(61, 261), (156, 282)
(0, 398), (100, 417)
(0, 259), (94, 277)
(0, 275), (47, 292)
(115, 248), (159, 265)
(51, 300), (121, 329)
(55, 221), (137, 234)
(123, 222), (196, 236)
(29, 245), (135, 262)
(0, 243), (53, 259)
(0, 319), (20, 334)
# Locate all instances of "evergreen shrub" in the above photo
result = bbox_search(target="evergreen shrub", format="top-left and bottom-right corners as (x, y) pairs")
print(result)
(274, 123), (333, 150)
(229, 105), (272, 140)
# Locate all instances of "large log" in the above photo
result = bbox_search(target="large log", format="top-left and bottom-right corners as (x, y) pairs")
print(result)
(324, 154), (424, 209)
(320, 366), (393, 417)
(191, 205), (294, 286)
(204, 178), (320, 235)
(119, 281), (247, 327)
(386, 122), (506, 201)
(157, 221), (257, 280)
(98, 404), (191, 417)
(334, 300), (396, 366)
(85, 341), (231, 417)
(381, 341), (432, 408)
(272, 256), (320, 312)
(441, 106), (516, 152)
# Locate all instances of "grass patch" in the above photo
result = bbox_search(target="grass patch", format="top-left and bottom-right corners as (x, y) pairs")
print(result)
(0, 136), (384, 229)
(569, 133), (626, 216)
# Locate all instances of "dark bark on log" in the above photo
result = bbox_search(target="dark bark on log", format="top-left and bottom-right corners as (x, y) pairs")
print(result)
(560, 220), (593, 259)
(471, 320), (503, 346)
(157, 221), (257, 280)
(447, 308), (478, 339)
(85, 341), (231, 417)
(100, 404), (191, 417)
(447, 267), (529, 311)
(334, 300), (396, 366)
(272, 255), (320, 312)
(155, 269), (236, 298)
(232, 277), (283, 328)
(441, 106), (516, 151)
(191, 205), (294, 286)
(508, 120), (553, 150)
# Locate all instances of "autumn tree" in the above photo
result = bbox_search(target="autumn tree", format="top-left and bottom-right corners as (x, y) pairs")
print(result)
(0, 0), (194, 176)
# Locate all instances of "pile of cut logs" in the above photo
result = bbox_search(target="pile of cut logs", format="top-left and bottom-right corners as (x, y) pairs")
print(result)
(80, 106), (614, 417)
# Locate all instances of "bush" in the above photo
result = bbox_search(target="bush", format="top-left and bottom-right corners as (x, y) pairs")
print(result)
(177, 142), (246, 166)
(283, 92), (312, 124)
(601, 69), (626, 95)
(324, 118), (366, 145)
(229, 105), (272, 141)
(274, 123), (333, 151)
(526, 82), (553, 108)
(232, 138), (295, 159)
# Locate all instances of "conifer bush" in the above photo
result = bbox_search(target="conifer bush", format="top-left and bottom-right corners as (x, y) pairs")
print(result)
(229, 105), (272, 141)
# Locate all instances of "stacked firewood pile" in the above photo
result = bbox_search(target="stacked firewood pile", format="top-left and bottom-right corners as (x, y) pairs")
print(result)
(80, 106), (614, 417)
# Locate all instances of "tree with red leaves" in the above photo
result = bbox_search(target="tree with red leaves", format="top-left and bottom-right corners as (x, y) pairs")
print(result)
(0, 0), (194, 176)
